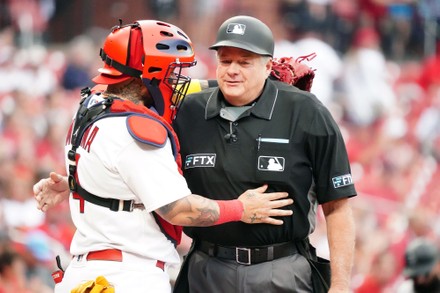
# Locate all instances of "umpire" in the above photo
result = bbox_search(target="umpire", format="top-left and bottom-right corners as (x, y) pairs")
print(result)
(173, 15), (357, 293)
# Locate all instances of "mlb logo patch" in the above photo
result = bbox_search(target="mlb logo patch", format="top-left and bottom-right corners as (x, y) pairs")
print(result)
(332, 174), (353, 188)
(226, 23), (246, 35)
(185, 153), (216, 169)
(258, 156), (285, 172)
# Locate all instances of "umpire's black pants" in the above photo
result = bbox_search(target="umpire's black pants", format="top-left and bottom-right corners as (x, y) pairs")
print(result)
(187, 250), (313, 293)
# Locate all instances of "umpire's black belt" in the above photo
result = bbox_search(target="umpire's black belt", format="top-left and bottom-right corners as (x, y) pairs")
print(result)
(196, 240), (298, 265)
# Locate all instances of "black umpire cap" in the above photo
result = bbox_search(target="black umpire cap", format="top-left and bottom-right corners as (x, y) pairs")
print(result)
(210, 15), (274, 57)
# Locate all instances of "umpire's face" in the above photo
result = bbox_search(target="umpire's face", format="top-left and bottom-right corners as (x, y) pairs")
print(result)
(216, 47), (272, 106)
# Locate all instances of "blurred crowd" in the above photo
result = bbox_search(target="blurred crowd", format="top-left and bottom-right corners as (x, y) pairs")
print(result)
(0, 0), (439, 292)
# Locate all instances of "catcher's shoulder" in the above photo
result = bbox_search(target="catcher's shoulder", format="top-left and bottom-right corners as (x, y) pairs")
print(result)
(126, 114), (168, 148)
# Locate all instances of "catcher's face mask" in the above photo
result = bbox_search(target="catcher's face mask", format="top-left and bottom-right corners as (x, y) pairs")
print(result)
(138, 20), (196, 122)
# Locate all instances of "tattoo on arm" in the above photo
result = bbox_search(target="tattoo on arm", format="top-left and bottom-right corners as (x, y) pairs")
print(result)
(158, 201), (178, 215)
(158, 195), (220, 226)
(187, 207), (218, 226)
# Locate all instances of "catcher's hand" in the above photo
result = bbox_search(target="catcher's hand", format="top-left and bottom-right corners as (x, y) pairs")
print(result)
(33, 172), (69, 212)
(71, 275), (115, 293)
(270, 53), (316, 92)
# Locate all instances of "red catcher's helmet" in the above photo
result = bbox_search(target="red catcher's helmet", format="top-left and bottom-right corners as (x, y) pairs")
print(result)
(93, 20), (197, 122)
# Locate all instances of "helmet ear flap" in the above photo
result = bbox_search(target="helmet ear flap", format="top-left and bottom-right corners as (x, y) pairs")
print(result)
(144, 78), (166, 116)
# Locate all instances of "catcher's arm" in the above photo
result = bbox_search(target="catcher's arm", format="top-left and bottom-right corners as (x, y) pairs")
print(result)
(155, 184), (293, 227)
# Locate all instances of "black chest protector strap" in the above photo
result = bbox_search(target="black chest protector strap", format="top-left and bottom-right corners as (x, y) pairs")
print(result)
(67, 88), (142, 212)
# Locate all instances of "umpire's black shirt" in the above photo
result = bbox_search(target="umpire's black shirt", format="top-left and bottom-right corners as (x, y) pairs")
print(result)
(173, 79), (357, 247)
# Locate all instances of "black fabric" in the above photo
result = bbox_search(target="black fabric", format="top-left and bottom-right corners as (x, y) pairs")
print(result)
(296, 239), (331, 293)
(74, 184), (141, 212)
(173, 242), (196, 293)
(309, 257), (331, 293)
(196, 240), (298, 265)
(99, 49), (142, 77)
(414, 277), (440, 293)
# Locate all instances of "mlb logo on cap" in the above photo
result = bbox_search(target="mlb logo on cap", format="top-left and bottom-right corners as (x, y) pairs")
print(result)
(226, 23), (246, 35)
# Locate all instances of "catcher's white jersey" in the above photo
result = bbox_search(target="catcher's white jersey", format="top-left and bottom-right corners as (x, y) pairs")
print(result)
(58, 102), (191, 292)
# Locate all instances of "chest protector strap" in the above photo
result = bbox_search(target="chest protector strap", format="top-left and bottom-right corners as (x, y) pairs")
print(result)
(68, 87), (183, 245)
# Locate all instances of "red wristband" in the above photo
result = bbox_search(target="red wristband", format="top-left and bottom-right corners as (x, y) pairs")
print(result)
(214, 200), (244, 225)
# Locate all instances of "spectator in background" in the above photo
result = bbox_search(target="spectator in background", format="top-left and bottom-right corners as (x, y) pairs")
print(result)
(340, 26), (397, 127)
(355, 248), (398, 293)
(397, 238), (440, 293)
(276, 8), (343, 108)
(0, 244), (52, 293)
(386, 2), (422, 61)
(417, 0), (440, 58)
(329, 0), (359, 54)
(61, 35), (95, 90)
(0, 165), (56, 291)
(418, 40), (440, 92)
(414, 86), (440, 158)
(0, 166), (45, 229)
(6, 0), (55, 47)
(0, 250), (31, 293)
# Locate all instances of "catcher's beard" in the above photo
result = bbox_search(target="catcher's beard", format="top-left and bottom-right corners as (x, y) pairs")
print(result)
(104, 77), (152, 106)
(140, 91), (154, 107)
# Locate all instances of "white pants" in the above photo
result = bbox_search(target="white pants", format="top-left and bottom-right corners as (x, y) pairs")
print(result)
(55, 252), (172, 293)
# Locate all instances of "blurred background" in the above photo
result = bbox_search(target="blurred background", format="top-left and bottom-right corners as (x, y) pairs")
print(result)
(0, 0), (439, 292)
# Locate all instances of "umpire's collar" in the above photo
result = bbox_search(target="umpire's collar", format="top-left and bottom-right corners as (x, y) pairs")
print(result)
(205, 79), (278, 121)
